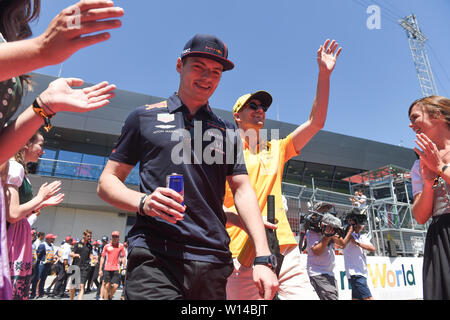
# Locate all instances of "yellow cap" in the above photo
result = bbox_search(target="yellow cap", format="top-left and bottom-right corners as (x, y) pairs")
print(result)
(232, 90), (273, 114)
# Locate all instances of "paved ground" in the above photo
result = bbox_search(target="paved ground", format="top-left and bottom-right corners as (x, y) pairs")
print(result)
(31, 275), (124, 301)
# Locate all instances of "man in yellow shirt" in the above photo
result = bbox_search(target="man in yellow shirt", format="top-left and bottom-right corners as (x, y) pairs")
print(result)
(224, 39), (342, 299)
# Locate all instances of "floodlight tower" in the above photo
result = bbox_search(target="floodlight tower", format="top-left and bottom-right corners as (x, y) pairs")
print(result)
(399, 14), (438, 97)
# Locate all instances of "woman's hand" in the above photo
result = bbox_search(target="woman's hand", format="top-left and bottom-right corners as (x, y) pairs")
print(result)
(36, 0), (124, 66)
(37, 180), (62, 202)
(414, 133), (443, 175)
(36, 181), (65, 210)
(39, 78), (116, 114)
(40, 193), (65, 209)
(0, 1), (123, 81)
(419, 159), (437, 187)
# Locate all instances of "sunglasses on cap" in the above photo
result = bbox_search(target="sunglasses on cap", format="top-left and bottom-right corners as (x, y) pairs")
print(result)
(248, 102), (268, 113)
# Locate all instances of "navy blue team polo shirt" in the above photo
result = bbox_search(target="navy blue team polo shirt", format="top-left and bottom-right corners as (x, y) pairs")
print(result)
(110, 93), (247, 264)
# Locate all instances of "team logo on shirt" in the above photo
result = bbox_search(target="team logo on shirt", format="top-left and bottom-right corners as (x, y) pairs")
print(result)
(155, 124), (176, 129)
(145, 101), (167, 110)
(157, 113), (175, 123)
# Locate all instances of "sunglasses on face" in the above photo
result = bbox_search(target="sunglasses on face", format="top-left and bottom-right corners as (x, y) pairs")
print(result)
(248, 102), (268, 113)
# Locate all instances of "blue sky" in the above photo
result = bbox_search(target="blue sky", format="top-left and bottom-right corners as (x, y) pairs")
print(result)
(31, 0), (450, 150)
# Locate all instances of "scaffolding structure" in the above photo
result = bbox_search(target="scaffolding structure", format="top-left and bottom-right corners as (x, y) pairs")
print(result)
(344, 164), (427, 257)
(282, 164), (428, 257)
(399, 14), (438, 97)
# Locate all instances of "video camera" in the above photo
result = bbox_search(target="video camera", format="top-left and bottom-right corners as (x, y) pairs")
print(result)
(342, 208), (368, 231)
(303, 202), (346, 238)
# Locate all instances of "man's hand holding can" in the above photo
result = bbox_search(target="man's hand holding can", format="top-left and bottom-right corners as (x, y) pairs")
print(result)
(141, 180), (185, 224)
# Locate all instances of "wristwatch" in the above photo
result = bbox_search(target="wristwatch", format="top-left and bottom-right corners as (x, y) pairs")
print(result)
(138, 194), (149, 216)
(253, 254), (277, 271)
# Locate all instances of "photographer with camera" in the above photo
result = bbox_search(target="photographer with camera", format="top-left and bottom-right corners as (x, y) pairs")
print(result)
(305, 203), (352, 300)
(341, 209), (376, 300)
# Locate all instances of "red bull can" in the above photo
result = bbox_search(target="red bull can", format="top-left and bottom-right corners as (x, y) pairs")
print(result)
(166, 173), (184, 206)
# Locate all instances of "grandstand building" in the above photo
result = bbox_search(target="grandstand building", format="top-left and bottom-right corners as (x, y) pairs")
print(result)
(19, 73), (418, 251)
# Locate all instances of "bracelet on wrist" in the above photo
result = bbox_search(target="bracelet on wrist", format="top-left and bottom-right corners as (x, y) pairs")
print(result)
(32, 99), (54, 132)
(432, 176), (440, 189)
(37, 96), (56, 116)
(432, 165), (449, 189)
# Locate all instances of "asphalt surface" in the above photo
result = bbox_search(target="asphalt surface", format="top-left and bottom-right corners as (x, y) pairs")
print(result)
(35, 288), (124, 301)
(31, 275), (124, 301)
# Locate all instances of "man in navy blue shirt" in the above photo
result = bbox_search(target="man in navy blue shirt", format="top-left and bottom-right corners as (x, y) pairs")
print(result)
(31, 233), (57, 298)
(98, 34), (278, 300)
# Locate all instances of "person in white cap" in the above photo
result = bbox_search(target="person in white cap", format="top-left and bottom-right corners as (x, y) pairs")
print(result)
(99, 231), (125, 300)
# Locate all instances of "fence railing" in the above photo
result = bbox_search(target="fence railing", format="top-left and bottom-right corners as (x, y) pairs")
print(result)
(34, 158), (426, 257)
(35, 158), (139, 185)
(281, 181), (427, 257)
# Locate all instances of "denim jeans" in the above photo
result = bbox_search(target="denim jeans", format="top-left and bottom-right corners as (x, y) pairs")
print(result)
(30, 263), (52, 296)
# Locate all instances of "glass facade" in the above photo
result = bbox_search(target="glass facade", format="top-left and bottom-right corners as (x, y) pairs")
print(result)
(34, 147), (362, 194)
(35, 147), (140, 185)
(283, 160), (363, 193)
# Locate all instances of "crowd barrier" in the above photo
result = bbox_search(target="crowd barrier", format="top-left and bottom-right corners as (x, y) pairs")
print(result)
(298, 254), (423, 300)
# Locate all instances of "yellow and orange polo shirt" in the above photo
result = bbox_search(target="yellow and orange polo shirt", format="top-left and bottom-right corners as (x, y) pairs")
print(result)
(224, 133), (299, 257)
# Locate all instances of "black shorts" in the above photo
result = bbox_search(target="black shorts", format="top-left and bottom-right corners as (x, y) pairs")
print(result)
(79, 265), (91, 284)
(124, 246), (233, 300)
(103, 270), (120, 285)
(67, 265), (90, 288)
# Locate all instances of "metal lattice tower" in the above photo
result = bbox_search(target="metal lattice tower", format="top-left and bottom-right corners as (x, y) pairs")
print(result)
(399, 14), (438, 97)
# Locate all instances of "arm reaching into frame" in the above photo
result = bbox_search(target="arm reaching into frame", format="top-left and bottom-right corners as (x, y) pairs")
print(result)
(0, 78), (116, 165)
(0, 0), (124, 82)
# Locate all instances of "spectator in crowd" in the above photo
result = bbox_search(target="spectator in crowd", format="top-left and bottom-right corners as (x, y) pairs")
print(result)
(69, 229), (93, 300)
(350, 189), (367, 214)
(86, 240), (100, 293)
(33, 231), (45, 248)
(51, 236), (73, 298)
(350, 189), (365, 207)
(409, 95), (450, 299)
(29, 229), (38, 293)
(29, 230), (44, 296)
(120, 240), (128, 300)
(45, 240), (63, 295)
(31, 233), (58, 298)
(0, 0), (123, 300)
(99, 231), (125, 300)
(27, 211), (40, 228)
(119, 241), (128, 287)
(349, 191), (359, 207)
(94, 235), (108, 300)
(4, 131), (63, 299)
(31, 229), (37, 248)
